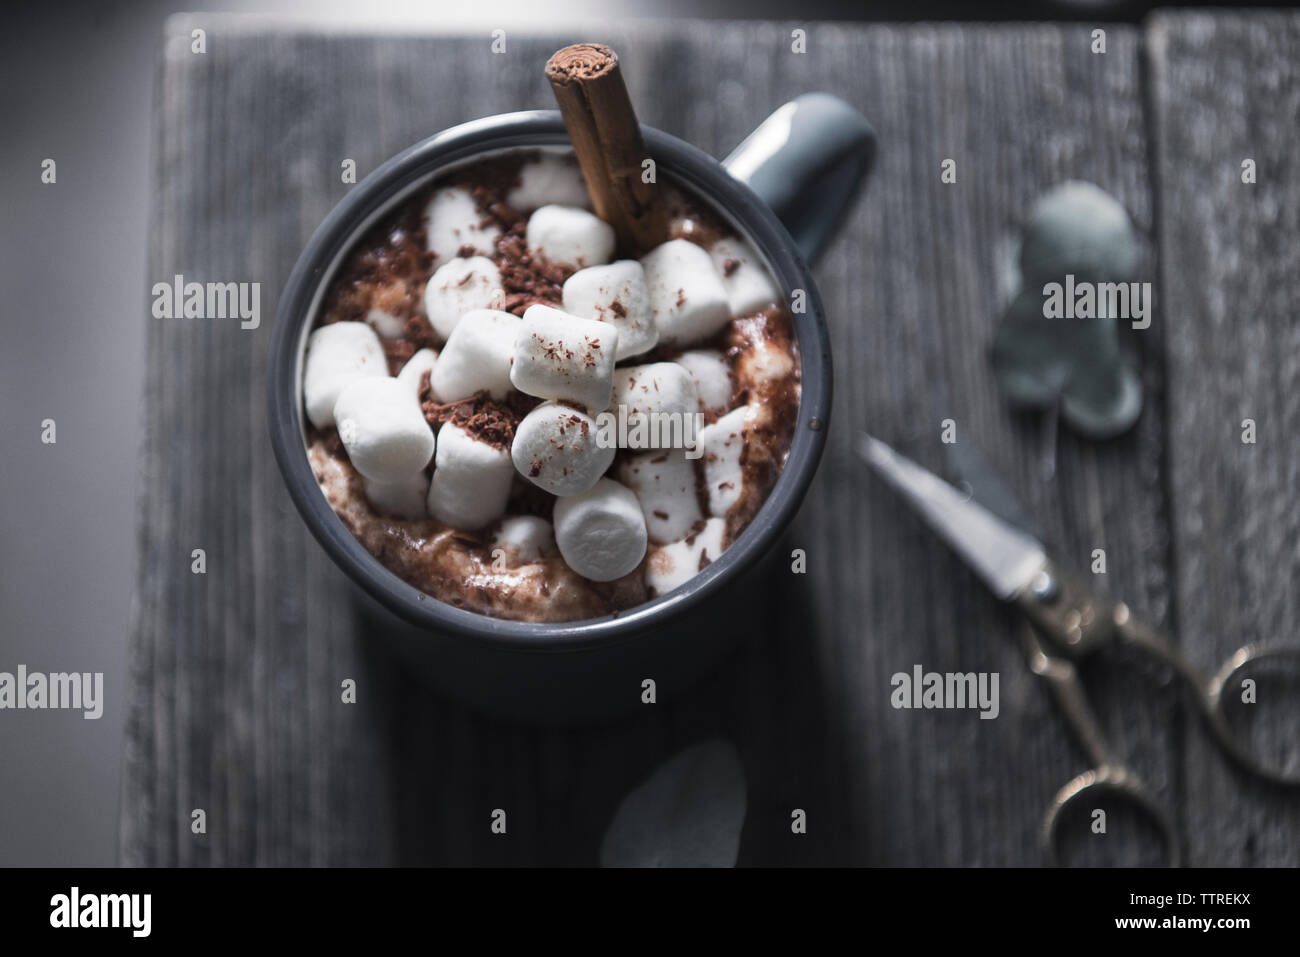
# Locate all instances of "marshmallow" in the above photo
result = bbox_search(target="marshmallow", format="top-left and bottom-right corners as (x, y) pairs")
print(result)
(363, 473), (430, 520)
(333, 377), (436, 483)
(366, 307), (406, 339)
(609, 362), (696, 417)
(426, 422), (515, 530)
(511, 401), (615, 497)
(553, 478), (648, 582)
(302, 321), (387, 429)
(645, 518), (726, 596)
(396, 348), (438, 400)
(673, 349), (734, 414)
(423, 186), (501, 263)
(430, 309), (519, 401)
(510, 305), (619, 411)
(709, 237), (781, 315)
(699, 405), (749, 516)
(507, 153), (591, 213)
(640, 239), (732, 346)
(734, 335), (795, 385)
(561, 260), (658, 360)
(526, 205), (615, 269)
(491, 515), (557, 564)
(423, 256), (505, 341)
(619, 449), (703, 544)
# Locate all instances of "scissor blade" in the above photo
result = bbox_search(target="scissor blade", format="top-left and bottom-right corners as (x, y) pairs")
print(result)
(944, 438), (1044, 541)
(857, 434), (1049, 600)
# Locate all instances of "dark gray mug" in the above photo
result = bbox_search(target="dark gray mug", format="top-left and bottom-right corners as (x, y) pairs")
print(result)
(269, 94), (874, 724)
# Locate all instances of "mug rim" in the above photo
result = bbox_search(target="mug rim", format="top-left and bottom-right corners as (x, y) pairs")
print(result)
(268, 109), (831, 654)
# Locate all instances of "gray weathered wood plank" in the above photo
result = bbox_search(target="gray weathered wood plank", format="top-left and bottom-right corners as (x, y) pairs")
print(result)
(776, 22), (1172, 866)
(1148, 10), (1300, 867)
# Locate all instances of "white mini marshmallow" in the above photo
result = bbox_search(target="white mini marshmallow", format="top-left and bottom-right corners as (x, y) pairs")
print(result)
(395, 348), (438, 400)
(699, 404), (749, 516)
(640, 239), (732, 346)
(619, 449), (703, 544)
(363, 473), (430, 520)
(365, 307), (406, 339)
(507, 153), (591, 213)
(609, 362), (696, 417)
(553, 478), (648, 582)
(673, 349), (734, 414)
(511, 401), (615, 497)
(423, 186), (501, 263)
(491, 515), (557, 563)
(734, 335), (795, 385)
(302, 321), (387, 429)
(526, 205), (615, 269)
(430, 309), (519, 401)
(333, 377), (436, 484)
(645, 518), (726, 596)
(510, 305), (618, 411)
(561, 260), (657, 360)
(709, 236), (781, 315)
(423, 256), (504, 340)
(426, 422), (515, 530)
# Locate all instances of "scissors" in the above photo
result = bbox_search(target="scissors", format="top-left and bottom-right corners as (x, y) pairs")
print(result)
(858, 433), (1300, 867)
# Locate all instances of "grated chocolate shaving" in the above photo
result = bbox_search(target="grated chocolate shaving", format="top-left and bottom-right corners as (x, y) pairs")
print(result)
(421, 390), (521, 451)
(495, 221), (574, 315)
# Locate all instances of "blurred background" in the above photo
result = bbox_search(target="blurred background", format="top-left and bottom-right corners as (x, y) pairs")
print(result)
(1, 0), (1292, 867)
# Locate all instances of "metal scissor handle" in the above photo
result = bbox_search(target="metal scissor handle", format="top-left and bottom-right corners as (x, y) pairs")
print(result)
(1205, 643), (1300, 783)
(1041, 764), (1181, 868)
(1117, 610), (1300, 786)
(1022, 571), (1300, 865)
(1019, 621), (1182, 867)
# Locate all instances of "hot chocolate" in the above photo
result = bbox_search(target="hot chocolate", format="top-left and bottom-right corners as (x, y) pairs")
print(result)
(303, 148), (799, 622)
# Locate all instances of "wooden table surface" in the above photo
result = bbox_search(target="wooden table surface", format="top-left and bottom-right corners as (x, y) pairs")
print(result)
(123, 13), (1300, 866)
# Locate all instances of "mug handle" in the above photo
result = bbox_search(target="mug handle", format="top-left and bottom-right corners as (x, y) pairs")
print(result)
(722, 93), (876, 266)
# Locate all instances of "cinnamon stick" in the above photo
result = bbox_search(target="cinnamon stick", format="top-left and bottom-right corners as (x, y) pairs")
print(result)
(545, 43), (667, 256)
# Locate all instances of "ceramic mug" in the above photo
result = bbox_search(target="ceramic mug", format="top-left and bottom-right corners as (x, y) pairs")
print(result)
(269, 94), (874, 723)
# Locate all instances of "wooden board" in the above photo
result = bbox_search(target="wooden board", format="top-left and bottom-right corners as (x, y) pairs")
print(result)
(1148, 10), (1300, 867)
(122, 14), (1299, 867)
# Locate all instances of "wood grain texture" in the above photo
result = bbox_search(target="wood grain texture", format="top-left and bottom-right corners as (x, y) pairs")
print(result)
(122, 15), (1298, 867)
(1148, 10), (1300, 867)
(765, 22), (1172, 867)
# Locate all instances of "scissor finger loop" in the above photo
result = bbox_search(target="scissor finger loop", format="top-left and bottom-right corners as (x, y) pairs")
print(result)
(1042, 763), (1182, 868)
(1108, 609), (1300, 785)
(1202, 643), (1300, 786)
